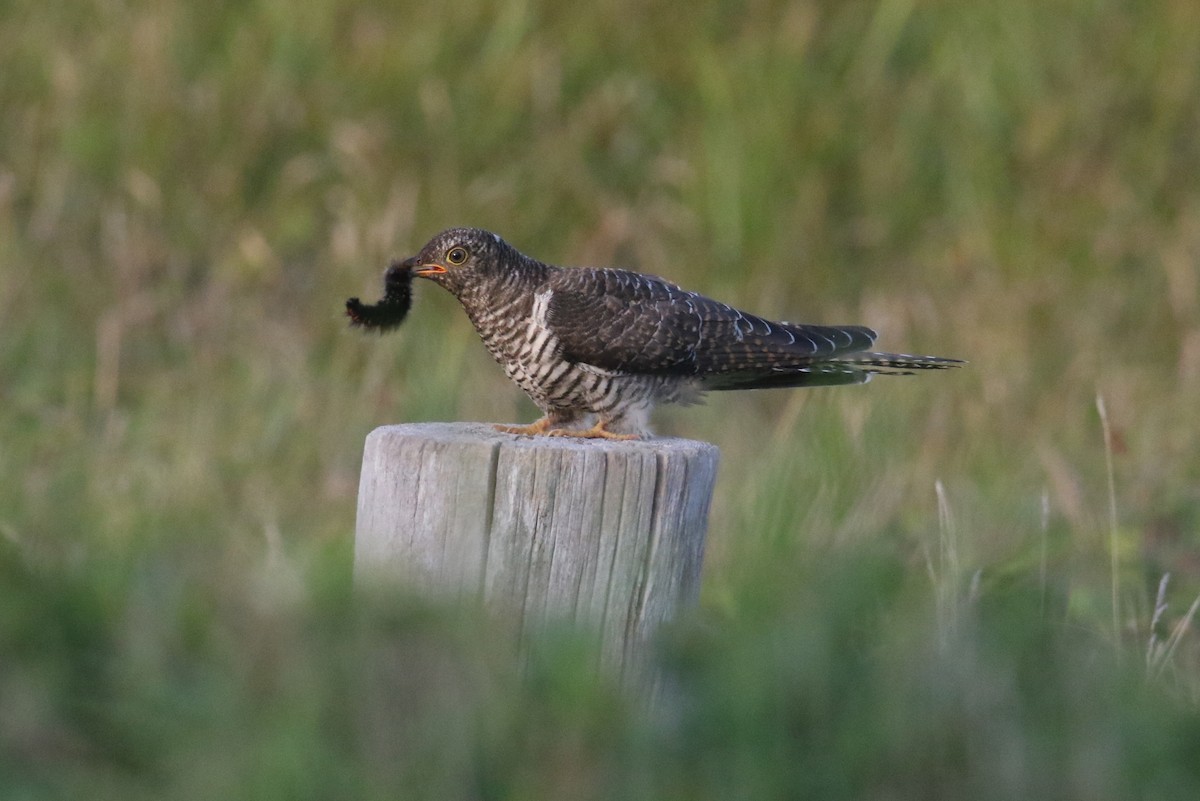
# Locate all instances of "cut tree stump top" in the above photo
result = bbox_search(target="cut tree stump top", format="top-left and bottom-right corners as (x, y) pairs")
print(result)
(354, 422), (719, 670)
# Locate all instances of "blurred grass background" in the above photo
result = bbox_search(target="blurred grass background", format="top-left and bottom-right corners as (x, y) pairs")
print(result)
(4, 0), (1200, 797)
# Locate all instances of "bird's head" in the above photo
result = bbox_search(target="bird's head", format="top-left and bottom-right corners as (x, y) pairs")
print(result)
(406, 227), (526, 294)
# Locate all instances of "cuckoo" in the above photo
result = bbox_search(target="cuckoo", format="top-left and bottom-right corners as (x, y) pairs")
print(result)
(346, 227), (962, 440)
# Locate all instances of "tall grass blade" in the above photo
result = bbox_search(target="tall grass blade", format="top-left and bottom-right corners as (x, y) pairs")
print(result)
(1096, 392), (1120, 655)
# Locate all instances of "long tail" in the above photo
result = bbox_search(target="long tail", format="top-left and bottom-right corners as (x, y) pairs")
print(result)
(700, 352), (964, 391)
(838, 352), (965, 375)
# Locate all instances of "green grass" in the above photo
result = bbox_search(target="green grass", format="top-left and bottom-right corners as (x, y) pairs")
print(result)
(3, 0), (1200, 797)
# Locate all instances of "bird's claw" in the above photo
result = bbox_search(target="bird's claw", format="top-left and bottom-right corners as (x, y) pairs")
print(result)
(547, 425), (639, 441)
(494, 420), (553, 436)
(494, 419), (639, 440)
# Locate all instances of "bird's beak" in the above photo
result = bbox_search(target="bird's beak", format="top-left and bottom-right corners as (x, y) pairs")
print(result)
(413, 262), (447, 277)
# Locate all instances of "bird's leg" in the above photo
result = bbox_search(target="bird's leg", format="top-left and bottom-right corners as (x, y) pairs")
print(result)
(547, 419), (640, 441)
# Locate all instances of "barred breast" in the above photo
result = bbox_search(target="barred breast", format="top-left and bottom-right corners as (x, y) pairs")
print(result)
(464, 285), (677, 425)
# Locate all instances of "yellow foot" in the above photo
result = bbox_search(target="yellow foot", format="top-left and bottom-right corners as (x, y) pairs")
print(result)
(547, 422), (640, 441)
(494, 418), (554, 436)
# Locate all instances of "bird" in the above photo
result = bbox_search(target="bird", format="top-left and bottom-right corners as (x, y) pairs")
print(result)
(347, 227), (963, 440)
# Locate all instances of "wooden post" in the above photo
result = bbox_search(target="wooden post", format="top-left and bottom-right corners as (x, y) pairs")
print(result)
(354, 422), (719, 671)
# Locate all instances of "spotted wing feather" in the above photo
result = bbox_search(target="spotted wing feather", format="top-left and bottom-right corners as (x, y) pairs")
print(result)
(544, 268), (877, 387)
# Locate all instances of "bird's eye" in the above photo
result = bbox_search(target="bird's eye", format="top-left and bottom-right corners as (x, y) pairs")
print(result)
(446, 247), (468, 265)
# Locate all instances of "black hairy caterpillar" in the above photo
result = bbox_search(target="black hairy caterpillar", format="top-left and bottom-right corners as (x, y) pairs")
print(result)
(345, 258), (414, 332)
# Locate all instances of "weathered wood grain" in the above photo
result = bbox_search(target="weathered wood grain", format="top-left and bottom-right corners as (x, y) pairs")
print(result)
(354, 423), (719, 668)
